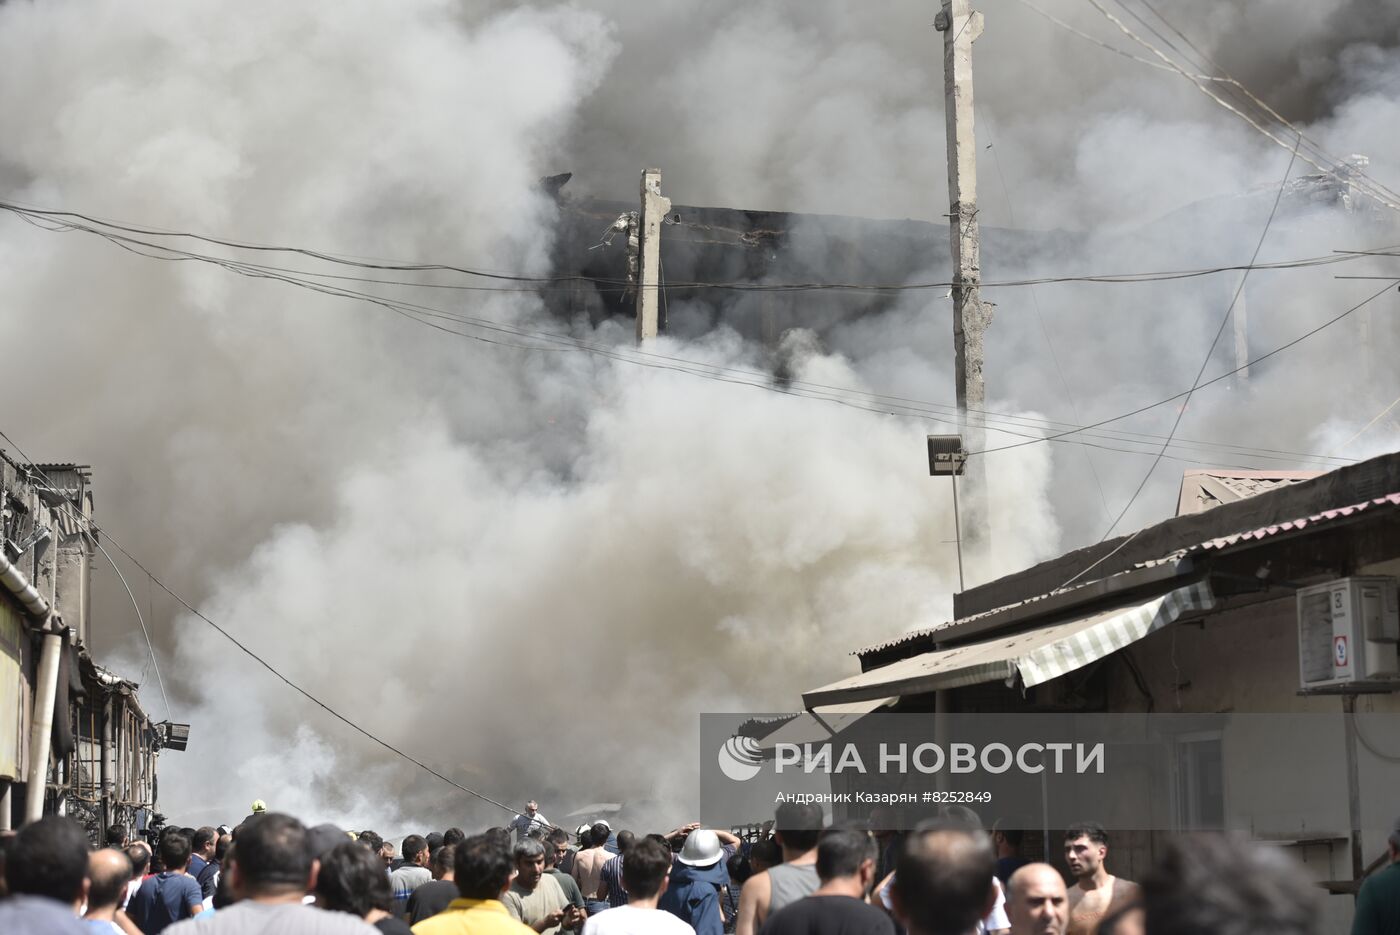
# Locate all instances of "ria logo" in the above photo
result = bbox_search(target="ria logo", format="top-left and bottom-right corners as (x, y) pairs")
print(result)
(718, 735), (765, 782)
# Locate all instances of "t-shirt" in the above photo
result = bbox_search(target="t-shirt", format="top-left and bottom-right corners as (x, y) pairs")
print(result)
(164, 901), (377, 934)
(390, 866), (434, 916)
(759, 895), (896, 935)
(87, 920), (126, 934)
(582, 905), (696, 935)
(1352, 861), (1400, 935)
(503, 874), (570, 935)
(411, 898), (536, 935)
(509, 813), (551, 839)
(0, 895), (90, 935)
(548, 869), (587, 909)
(995, 856), (1030, 885)
(597, 855), (628, 908)
(408, 880), (460, 924)
(128, 871), (205, 933)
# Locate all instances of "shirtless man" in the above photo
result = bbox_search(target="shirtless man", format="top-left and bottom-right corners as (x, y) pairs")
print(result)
(1062, 823), (1138, 935)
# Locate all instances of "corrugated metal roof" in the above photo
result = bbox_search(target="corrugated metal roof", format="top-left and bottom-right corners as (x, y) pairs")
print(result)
(856, 491), (1400, 660)
(1177, 469), (1323, 516)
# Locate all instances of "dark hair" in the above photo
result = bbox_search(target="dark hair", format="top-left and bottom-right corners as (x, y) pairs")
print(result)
(434, 844), (457, 875)
(443, 828), (467, 847)
(893, 827), (996, 935)
(485, 827), (512, 851)
(316, 841), (393, 917)
(622, 837), (672, 900)
(616, 830), (636, 853)
(775, 802), (824, 852)
(88, 850), (134, 909)
(751, 839), (783, 868)
(402, 834), (429, 862)
(515, 838), (545, 862)
(1063, 822), (1108, 847)
(358, 831), (383, 853)
(816, 828), (877, 881)
(193, 827), (217, 852)
(590, 822), (610, 846)
(997, 828), (1025, 848)
(125, 843), (151, 876)
(426, 832), (445, 850)
(1143, 835), (1320, 935)
(546, 828), (569, 847)
(455, 834), (514, 900)
(233, 813), (312, 890)
(105, 824), (128, 847)
(159, 830), (193, 871)
(4, 816), (90, 902)
(215, 834), (232, 861)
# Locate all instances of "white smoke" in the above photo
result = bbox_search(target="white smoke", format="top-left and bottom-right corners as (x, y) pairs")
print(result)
(0, 0), (1396, 832)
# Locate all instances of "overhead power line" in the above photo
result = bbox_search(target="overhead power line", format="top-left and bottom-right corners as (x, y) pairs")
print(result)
(1096, 135), (1300, 544)
(0, 430), (544, 826)
(0, 199), (1374, 470)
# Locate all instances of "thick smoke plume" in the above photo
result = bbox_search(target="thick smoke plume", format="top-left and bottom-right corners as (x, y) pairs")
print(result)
(0, 0), (1397, 832)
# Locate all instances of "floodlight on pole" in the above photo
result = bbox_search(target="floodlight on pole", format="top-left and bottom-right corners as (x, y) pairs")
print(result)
(927, 435), (967, 591)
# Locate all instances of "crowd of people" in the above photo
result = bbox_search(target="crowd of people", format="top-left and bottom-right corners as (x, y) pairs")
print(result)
(0, 798), (1396, 935)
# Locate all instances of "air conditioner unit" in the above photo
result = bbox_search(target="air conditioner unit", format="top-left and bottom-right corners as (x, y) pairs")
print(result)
(1297, 576), (1400, 691)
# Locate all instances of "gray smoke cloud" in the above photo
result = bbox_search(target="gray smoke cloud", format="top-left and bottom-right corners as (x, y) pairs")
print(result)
(0, 0), (1397, 834)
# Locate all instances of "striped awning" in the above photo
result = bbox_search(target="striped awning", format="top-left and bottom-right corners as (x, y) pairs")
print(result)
(802, 581), (1215, 708)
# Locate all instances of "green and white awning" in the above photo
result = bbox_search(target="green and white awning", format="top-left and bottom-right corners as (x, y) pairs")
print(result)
(802, 581), (1215, 708)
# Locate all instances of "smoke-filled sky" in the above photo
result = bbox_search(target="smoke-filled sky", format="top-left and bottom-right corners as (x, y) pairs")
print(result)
(1, 0), (1398, 833)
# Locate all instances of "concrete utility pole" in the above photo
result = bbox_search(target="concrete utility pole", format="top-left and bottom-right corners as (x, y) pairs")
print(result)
(636, 168), (671, 344)
(937, 0), (991, 566)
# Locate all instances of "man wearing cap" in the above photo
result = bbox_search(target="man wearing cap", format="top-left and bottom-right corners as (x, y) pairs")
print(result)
(658, 825), (742, 935)
(1353, 816), (1400, 935)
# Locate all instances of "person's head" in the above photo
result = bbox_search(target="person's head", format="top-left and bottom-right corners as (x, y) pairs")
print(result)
(443, 827), (467, 848)
(1142, 834), (1319, 935)
(815, 828), (879, 893)
(892, 826), (997, 935)
(193, 826), (218, 859)
(215, 833), (233, 862)
(433, 844), (457, 880)
(403, 834), (430, 867)
(1006, 863), (1068, 935)
(514, 838), (546, 890)
(622, 837), (673, 900)
(426, 831), (444, 851)
(315, 841), (394, 918)
(159, 829), (193, 873)
(774, 802), (824, 855)
(4, 815), (90, 908)
(590, 822), (610, 848)
(993, 826), (1024, 858)
(542, 837), (561, 870)
(751, 839), (783, 873)
(1062, 823), (1108, 880)
(105, 824), (128, 848)
(125, 842), (151, 878)
(87, 849), (134, 913)
(615, 830), (636, 854)
(486, 827), (512, 851)
(357, 830), (383, 854)
(525, 800), (539, 816)
(546, 828), (570, 865)
(456, 833), (516, 901)
(227, 813), (315, 899)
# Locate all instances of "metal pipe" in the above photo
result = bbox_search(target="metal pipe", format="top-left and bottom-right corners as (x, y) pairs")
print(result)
(24, 629), (63, 824)
(0, 551), (51, 619)
(0, 780), (11, 831)
(101, 697), (114, 831)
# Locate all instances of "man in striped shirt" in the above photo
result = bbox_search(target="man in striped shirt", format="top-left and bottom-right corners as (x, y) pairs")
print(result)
(595, 832), (636, 910)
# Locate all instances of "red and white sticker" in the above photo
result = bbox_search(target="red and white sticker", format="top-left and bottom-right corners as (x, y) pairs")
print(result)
(1334, 635), (1349, 667)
